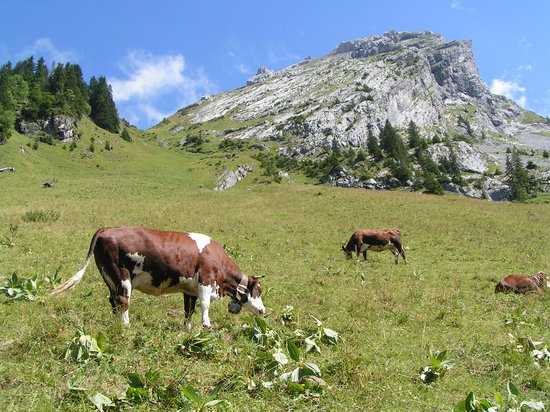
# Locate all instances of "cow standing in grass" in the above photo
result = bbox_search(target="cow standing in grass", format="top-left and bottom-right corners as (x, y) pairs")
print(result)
(495, 272), (547, 294)
(50, 227), (265, 328)
(342, 229), (407, 264)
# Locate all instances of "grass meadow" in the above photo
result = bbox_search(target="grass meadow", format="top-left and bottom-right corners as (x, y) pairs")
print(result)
(0, 128), (549, 411)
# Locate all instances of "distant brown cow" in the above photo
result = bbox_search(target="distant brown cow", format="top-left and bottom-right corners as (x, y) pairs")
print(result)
(342, 229), (407, 264)
(495, 272), (547, 294)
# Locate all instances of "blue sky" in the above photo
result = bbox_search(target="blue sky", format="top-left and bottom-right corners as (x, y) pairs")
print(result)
(1, 0), (549, 129)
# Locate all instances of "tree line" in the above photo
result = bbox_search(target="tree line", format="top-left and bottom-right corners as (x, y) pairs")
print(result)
(258, 119), (540, 201)
(0, 56), (119, 144)
(296, 119), (464, 195)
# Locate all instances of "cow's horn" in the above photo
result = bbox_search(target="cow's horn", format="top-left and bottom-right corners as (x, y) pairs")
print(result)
(253, 275), (265, 279)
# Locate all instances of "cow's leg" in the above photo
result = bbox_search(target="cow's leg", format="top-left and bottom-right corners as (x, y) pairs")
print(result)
(100, 266), (130, 325)
(120, 278), (132, 326)
(392, 250), (399, 264)
(396, 244), (407, 264)
(358, 243), (367, 260)
(198, 283), (214, 328)
(183, 293), (197, 330)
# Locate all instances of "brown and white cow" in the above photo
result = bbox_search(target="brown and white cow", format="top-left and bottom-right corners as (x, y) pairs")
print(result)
(495, 271), (547, 294)
(50, 227), (265, 328)
(342, 229), (407, 264)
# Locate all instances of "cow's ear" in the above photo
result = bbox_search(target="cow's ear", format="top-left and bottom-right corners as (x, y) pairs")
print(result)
(253, 275), (265, 279)
(341, 245), (345, 251)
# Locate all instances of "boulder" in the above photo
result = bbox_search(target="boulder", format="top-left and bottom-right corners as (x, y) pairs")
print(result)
(214, 164), (252, 191)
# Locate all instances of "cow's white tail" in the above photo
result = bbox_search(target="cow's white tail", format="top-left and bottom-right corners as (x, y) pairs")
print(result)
(49, 230), (101, 296)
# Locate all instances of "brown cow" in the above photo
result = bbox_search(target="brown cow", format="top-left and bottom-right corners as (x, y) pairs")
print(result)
(342, 229), (407, 264)
(50, 227), (265, 328)
(495, 272), (547, 294)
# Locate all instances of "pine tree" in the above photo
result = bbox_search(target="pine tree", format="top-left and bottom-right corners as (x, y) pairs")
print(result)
(407, 120), (422, 149)
(379, 119), (408, 160)
(390, 157), (412, 184)
(448, 148), (464, 185)
(505, 152), (538, 201)
(89, 76), (119, 133)
(48, 63), (66, 96)
(367, 128), (383, 161)
(64, 63), (90, 117)
(34, 57), (49, 87)
(0, 65), (16, 144)
(13, 57), (35, 82)
(379, 120), (412, 183)
(424, 172), (443, 194)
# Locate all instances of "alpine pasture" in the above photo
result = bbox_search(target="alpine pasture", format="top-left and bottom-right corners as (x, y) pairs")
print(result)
(1, 126), (549, 411)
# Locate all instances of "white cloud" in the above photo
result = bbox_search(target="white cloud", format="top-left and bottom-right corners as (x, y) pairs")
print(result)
(490, 78), (527, 107)
(518, 64), (533, 72)
(19, 38), (77, 63)
(450, 0), (477, 13)
(518, 36), (533, 49)
(235, 63), (251, 74)
(110, 51), (187, 101)
(110, 50), (217, 128)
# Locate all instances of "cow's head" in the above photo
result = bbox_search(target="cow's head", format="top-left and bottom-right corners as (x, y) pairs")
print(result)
(231, 275), (265, 316)
(342, 245), (352, 259)
(536, 271), (548, 287)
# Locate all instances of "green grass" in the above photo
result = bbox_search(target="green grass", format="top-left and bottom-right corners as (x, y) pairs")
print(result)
(1, 128), (549, 411)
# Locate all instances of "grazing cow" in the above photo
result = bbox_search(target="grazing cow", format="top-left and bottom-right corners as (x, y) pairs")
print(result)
(495, 271), (547, 294)
(342, 229), (407, 264)
(50, 227), (265, 328)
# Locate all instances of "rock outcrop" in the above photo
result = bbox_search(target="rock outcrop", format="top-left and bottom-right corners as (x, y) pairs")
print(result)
(427, 141), (492, 174)
(214, 164), (252, 191)
(247, 66), (276, 86)
(17, 115), (78, 142)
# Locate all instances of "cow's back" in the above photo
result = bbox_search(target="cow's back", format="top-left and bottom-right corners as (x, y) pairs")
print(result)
(495, 274), (540, 294)
(96, 227), (192, 270)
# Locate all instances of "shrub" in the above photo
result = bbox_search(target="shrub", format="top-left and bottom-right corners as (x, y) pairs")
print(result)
(178, 331), (221, 358)
(0, 224), (19, 247)
(1, 272), (43, 301)
(121, 128), (132, 142)
(64, 326), (111, 364)
(419, 348), (454, 384)
(22, 209), (60, 222)
(454, 382), (545, 412)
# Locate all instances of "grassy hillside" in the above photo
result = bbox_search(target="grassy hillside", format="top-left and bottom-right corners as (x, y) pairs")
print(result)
(0, 126), (549, 411)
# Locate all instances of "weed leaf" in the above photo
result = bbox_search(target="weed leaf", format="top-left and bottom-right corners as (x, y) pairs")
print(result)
(127, 373), (145, 388)
(273, 350), (288, 366)
(303, 362), (321, 377)
(507, 381), (520, 397)
(88, 392), (114, 411)
(286, 340), (301, 362)
(180, 385), (201, 404)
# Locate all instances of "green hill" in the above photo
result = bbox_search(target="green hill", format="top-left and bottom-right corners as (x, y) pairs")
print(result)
(1, 121), (549, 410)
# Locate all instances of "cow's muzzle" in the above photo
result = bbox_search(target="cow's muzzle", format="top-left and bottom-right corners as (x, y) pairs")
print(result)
(228, 300), (242, 314)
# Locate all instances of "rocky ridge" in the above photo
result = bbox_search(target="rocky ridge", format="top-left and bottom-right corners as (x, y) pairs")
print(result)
(165, 30), (550, 199)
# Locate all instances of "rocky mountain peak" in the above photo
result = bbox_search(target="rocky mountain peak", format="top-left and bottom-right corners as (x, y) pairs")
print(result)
(160, 30), (550, 200)
(246, 66), (276, 86)
(328, 30), (445, 58)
